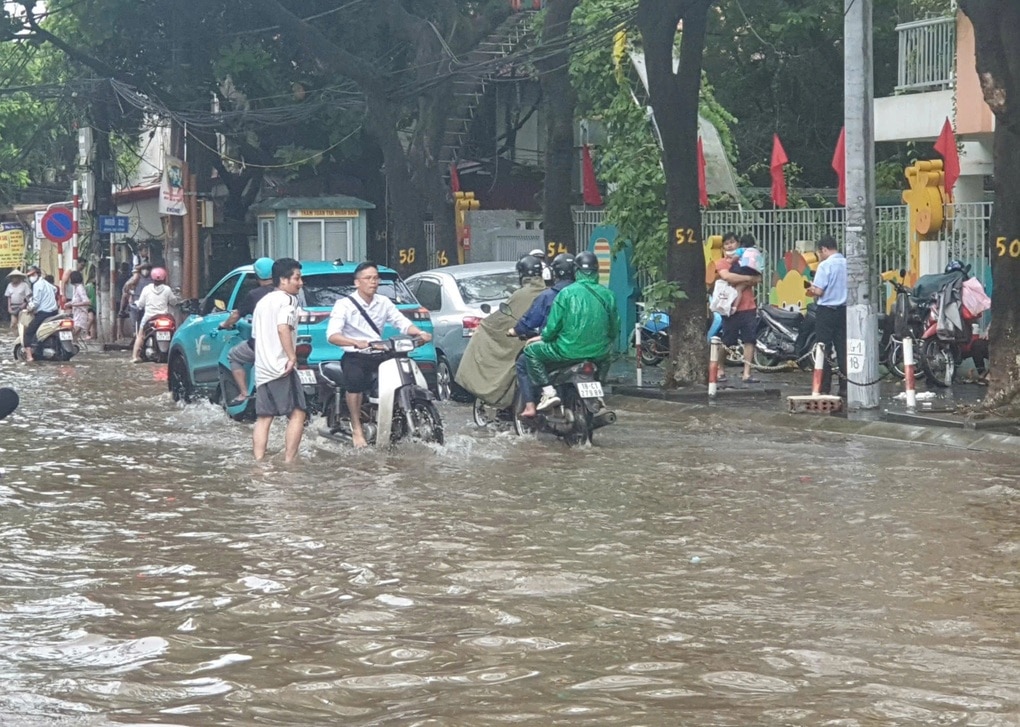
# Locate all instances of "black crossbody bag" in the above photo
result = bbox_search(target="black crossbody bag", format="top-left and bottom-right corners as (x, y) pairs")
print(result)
(346, 295), (382, 350)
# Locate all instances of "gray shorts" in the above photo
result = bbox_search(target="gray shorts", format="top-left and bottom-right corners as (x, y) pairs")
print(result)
(228, 340), (256, 369)
(255, 370), (307, 418)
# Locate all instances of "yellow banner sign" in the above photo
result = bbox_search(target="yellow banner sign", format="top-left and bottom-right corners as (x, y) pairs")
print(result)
(288, 209), (358, 218)
(0, 225), (26, 268)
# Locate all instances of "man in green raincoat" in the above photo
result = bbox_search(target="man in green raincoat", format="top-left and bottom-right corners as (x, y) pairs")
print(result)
(454, 255), (546, 408)
(525, 250), (619, 411)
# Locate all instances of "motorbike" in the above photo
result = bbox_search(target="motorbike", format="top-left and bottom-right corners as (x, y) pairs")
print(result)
(883, 271), (926, 379)
(914, 269), (985, 388)
(138, 313), (177, 363)
(480, 302), (614, 446)
(752, 304), (821, 370)
(316, 335), (444, 447)
(637, 303), (670, 366)
(13, 310), (78, 362)
(216, 319), (321, 422)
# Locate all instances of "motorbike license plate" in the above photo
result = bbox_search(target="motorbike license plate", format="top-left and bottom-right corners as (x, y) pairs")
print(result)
(297, 368), (316, 385)
(59, 331), (73, 341)
(576, 381), (603, 398)
(155, 331), (172, 341)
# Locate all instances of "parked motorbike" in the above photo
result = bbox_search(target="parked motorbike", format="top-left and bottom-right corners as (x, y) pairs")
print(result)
(13, 310), (77, 362)
(914, 268), (985, 388)
(138, 314), (177, 363)
(883, 271), (926, 379)
(216, 320), (321, 422)
(316, 336), (443, 447)
(752, 304), (821, 370)
(637, 303), (670, 366)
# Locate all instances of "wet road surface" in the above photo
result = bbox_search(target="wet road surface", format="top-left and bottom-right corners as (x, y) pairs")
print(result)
(1, 338), (1019, 725)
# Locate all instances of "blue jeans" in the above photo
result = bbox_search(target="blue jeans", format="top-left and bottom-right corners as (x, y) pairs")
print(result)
(515, 355), (536, 407)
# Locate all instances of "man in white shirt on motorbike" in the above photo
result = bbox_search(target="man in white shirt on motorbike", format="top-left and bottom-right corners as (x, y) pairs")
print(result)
(326, 261), (432, 448)
(22, 265), (59, 363)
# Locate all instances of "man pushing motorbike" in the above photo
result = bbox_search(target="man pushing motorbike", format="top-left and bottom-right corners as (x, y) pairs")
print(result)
(525, 251), (619, 412)
(455, 254), (547, 409)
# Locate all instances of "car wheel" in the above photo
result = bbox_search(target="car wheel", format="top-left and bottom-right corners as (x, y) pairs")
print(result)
(168, 354), (195, 403)
(435, 355), (453, 401)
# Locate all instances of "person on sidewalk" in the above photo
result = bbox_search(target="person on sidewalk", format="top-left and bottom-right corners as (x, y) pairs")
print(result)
(711, 232), (762, 384)
(219, 257), (276, 404)
(525, 251), (619, 412)
(5, 269), (31, 331)
(806, 236), (848, 397)
(252, 258), (306, 463)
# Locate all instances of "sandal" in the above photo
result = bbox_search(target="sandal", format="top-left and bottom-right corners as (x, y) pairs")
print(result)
(742, 377), (761, 384)
(230, 395), (251, 405)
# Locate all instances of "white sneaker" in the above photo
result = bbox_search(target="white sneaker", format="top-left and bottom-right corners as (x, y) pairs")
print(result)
(536, 392), (561, 412)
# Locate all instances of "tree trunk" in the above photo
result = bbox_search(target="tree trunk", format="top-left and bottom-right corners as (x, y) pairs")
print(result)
(538, 0), (581, 252)
(637, 0), (714, 387)
(959, 0), (1020, 408)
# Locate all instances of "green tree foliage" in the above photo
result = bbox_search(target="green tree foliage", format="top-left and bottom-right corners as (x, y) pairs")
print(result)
(702, 0), (903, 188)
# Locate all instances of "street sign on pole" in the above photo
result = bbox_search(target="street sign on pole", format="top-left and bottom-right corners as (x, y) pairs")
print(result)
(40, 206), (74, 244)
(98, 215), (130, 234)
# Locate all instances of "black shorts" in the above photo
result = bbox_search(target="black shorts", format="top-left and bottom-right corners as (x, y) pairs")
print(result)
(342, 352), (384, 394)
(721, 309), (757, 346)
(255, 370), (307, 417)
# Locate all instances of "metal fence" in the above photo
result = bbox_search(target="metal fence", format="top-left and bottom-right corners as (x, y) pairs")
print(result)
(572, 202), (992, 302)
(896, 15), (956, 93)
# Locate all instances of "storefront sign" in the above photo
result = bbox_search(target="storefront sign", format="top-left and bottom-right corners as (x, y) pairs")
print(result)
(0, 224), (27, 268)
(287, 209), (359, 218)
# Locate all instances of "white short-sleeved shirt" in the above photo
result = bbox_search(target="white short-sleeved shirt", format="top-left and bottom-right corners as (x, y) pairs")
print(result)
(326, 293), (412, 352)
(253, 289), (302, 386)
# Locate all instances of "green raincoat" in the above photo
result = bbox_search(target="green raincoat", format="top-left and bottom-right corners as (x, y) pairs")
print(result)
(454, 276), (546, 407)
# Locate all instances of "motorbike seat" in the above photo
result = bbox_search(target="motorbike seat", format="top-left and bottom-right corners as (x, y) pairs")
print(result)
(763, 305), (803, 323)
(320, 361), (345, 386)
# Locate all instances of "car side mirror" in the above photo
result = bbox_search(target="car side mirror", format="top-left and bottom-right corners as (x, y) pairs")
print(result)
(480, 303), (491, 314)
(179, 299), (201, 316)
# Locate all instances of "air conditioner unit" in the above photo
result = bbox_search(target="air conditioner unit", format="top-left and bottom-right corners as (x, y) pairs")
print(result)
(196, 200), (214, 228)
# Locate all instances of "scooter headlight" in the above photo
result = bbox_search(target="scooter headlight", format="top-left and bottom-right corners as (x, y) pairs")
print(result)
(393, 339), (414, 353)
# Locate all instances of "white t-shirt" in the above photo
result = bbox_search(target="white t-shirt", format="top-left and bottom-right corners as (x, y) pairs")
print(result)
(326, 293), (412, 352)
(136, 284), (179, 322)
(253, 289), (301, 386)
(5, 280), (31, 310)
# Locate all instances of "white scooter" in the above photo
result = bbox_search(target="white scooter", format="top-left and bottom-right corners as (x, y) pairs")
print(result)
(14, 310), (78, 362)
(316, 335), (444, 447)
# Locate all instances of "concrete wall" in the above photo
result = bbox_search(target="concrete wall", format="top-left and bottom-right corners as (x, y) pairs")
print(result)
(464, 210), (544, 263)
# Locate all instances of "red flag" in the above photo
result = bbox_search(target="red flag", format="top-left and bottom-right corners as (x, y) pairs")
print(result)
(770, 134), (789, 209)
(831, 127), (846, 206)
(933, 118), (960, 201)
(581, 144), (603, 206)
(697, 137), (708, 207)
(449, 162), (461, 194)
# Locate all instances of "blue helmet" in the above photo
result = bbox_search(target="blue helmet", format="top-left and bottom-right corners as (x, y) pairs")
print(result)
(253, 257), (274, 280)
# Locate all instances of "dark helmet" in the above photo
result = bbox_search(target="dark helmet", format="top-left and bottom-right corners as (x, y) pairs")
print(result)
(574, 250), (599, 275)
(516, 254), (544, 281)
(945, 259), (965, 274)
(551, 253), (575, 281)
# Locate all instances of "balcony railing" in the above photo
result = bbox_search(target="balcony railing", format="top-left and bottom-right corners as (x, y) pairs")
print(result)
(896, 15), (956, 93)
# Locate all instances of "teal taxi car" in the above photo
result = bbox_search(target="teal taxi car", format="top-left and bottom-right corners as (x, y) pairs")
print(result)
(167, 260), (437, 403)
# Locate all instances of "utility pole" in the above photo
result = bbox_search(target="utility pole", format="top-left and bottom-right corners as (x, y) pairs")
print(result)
(844, 0), (879, 410)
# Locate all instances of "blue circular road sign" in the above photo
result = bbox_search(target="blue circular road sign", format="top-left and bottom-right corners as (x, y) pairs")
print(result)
(41, 206), (74, 244)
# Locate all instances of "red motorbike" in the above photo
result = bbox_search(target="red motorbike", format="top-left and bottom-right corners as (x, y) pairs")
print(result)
(915, 269), (988, 387)
(139, 314), (177, 363)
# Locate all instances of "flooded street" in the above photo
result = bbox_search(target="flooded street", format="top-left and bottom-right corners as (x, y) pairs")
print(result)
(2, 339), (1019, 725)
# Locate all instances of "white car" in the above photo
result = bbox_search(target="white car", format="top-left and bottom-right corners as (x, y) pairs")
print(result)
(405, 262), (521, 401)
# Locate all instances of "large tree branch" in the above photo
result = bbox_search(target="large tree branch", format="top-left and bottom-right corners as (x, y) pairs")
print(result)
(959, 0), (1019, 130)
(247, 0), (382, 91)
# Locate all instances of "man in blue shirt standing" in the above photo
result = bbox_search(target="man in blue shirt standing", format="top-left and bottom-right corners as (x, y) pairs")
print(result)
(806, 236), (848, 397)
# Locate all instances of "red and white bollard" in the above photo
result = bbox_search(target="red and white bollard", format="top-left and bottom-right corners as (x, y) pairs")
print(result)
(708, 336), (722, 397)
(634, 322), (643, 388)
(810, 341), (826, 396)
(902, 336), (917, 411)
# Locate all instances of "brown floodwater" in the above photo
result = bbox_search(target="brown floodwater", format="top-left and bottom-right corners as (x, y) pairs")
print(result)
(1, 336), (1019, 725)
